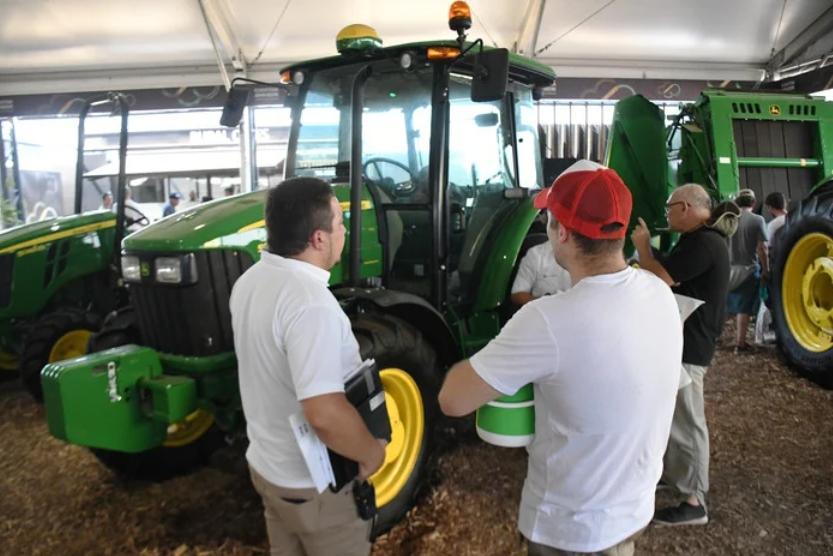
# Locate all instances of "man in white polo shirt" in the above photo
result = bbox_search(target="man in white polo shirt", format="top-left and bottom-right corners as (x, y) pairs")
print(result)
(230, 177), (386, 556)
(439, 160), (682, 555)
(510, 238), (572, 306)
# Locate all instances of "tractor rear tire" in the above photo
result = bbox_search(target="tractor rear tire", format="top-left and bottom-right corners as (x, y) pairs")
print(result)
(351, 313), (440, 536)
(88, 306), (226, 480)
(20, 307), (101, 402)
(770, 188), (833, 388)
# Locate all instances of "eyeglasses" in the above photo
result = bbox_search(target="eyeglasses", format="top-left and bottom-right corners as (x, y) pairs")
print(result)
(664, 201), (688, 213)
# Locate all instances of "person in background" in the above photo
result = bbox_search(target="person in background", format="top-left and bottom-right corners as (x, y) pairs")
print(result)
(99, 191), (113, 211)
(230, 177), (385, 556)
(632, 183), (730, 527)
(188, 190), (198, 203)
(510, 233), (572, 306)
(727, 189), (768, 352)
(764, 192), (788, 244)
(162, 192), (181, 217)
(224, 185), (236, 197)
(440, 160), (682, 555)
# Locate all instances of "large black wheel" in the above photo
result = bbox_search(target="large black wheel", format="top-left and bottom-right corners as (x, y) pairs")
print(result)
(89, 307), (226, 480)
(770, 187), (833, 388)
(20, 307), (101, 402)
(351, 313), (440, 536)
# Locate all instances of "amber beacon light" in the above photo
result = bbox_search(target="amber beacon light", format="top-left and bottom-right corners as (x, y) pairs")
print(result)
(448, 1), (472, 34)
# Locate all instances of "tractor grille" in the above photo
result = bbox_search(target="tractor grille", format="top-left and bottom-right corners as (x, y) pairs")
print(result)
(130, 250), (254, 356)
(0, 254), (13, 308)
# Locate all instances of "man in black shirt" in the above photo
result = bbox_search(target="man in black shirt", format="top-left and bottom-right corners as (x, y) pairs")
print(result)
(631, 183), (730, 526)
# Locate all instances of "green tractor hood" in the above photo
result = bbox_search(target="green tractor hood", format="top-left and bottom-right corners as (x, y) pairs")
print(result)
(0, 211), (116, 256)
(123, 191), (268, 255)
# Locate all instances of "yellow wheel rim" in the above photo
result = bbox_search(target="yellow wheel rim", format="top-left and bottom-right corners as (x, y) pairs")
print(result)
(163, 409), (215, 447)
(782, 232), (833, 352)
(48, 329), (92, 363)
(369, 368), (424, 507)
(0, 349), (18, 371)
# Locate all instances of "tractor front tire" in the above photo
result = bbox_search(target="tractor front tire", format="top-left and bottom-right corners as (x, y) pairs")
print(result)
(88, 306), (226, 480)
(770, 188), (833, 388)
(351, 313), (440, 536)
(20, 307), (101, 402)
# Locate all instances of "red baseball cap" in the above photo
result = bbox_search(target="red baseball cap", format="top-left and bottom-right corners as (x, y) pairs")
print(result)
(533, 160), (632, 240)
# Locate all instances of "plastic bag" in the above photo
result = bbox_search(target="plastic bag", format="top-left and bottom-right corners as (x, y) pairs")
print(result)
(754, 302), (775, 345)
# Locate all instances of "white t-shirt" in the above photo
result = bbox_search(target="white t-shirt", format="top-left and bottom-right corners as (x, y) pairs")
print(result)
(511, 242), (573, 298)
(766, 214), (785, 243)
(230, 251), (361, 488)
(471, 267), (682, 552)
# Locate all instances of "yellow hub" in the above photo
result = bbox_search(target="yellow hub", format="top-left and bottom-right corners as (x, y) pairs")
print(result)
(48, 329), (92, 363)
(783, 232), (833, 352)
(0, 349), (18, 371)
(163, 410), (215, 447)
(369, 368), (424, 507)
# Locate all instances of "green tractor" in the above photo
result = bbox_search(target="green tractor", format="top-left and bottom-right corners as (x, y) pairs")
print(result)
(607, 90), (833, 386)
(0, 92), (148, 400)
(40, 9), (559, 532)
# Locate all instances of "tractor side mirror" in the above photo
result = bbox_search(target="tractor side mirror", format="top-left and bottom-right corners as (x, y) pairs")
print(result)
(220, 86), (252, 127)
(469, 48), (509, 102)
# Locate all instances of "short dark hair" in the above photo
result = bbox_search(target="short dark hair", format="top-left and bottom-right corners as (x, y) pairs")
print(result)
(551, 218), (625, 256)
(765, 191), (786, 210)
(266, 177), (334, 256)
(735, 194), (756, 208)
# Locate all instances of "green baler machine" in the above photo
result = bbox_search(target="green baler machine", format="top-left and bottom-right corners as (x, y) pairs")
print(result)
(607, 89), (833, 385)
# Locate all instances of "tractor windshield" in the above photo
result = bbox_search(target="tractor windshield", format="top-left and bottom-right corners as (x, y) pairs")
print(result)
(287, 62), (434, 189)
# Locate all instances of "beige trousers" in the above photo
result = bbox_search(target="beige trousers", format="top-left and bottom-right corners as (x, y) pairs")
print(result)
(527, 528), (644, 556)
(249, 465), (371, 556)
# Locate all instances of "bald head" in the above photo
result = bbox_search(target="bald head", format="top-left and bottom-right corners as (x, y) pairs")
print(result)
(666, 183), (712, 232)
(673, 183), (712, 213)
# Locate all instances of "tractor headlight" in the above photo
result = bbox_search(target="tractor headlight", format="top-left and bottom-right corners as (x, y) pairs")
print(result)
(121, 255), (142, 282)
(155, 254), (198, 284)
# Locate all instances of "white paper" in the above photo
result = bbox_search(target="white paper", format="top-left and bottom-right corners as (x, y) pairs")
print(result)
(673, 294), (705, 390)
(674, 294), (705, 323)
(289, 411), (335, 493)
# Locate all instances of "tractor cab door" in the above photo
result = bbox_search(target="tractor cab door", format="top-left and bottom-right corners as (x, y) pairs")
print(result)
(446, 75), (534, 304)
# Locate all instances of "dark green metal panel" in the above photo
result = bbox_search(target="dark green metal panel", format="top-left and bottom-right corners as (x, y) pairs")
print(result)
(42, 345), (197, 452)
(604, 95), (670, 251)
(471, 198), (539, 312)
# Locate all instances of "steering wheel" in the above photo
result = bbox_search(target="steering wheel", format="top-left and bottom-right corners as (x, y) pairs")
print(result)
(363, 157), (417, 197)
(123, 204), (150, 228)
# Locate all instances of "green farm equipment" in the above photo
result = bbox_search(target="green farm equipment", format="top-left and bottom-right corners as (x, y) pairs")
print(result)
(607, 90), (833, 386)
(0, 93), (148, 400)
(41, 8), (557, 532)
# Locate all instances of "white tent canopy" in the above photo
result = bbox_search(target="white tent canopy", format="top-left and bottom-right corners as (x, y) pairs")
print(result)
(2, 0), (832, 95)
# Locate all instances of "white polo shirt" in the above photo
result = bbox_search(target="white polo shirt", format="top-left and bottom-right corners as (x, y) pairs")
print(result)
(230, 251), (361, 488)
(511, 242), (572, 298)
(471, 267), (682, 552)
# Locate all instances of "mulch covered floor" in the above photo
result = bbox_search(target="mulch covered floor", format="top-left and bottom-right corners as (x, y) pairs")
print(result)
(1, 323), (831, 555)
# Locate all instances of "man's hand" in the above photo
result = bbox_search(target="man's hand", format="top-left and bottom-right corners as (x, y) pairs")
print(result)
(630, 217), (652, 251)
(358, 438), (388, 480)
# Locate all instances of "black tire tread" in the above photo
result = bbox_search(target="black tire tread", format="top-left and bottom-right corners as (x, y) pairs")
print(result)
(770, 187), (833, 388)
(19, 307), (101, 402)
(351, 312), (440, 536)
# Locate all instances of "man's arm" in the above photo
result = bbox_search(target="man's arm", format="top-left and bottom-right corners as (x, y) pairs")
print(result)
(631, 218), (676, 285)
(438, 359), (502, 417)
(302, 394), (386, 480)
(757, 239), (769, 276)
(510, 291), (534, 306)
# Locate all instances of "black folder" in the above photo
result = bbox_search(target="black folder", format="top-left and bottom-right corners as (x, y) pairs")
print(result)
(328, 360), (392, 491)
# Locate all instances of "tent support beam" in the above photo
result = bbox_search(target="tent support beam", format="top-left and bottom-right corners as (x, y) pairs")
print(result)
(515, 0), (546, 57)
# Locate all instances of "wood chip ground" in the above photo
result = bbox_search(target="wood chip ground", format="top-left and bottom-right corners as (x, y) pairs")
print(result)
(1, 322), (831, 555)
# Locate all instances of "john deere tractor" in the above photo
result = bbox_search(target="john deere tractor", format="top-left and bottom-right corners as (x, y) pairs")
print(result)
(40, 5), (562, 532)
(0, 93), (148, 400)
(607, 90), (833, 387)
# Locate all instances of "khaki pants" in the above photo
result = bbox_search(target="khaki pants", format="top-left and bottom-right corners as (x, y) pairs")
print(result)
(527, 529), (643, 556)
(249, 465), (371, 556)
(663, 363), (709, 506)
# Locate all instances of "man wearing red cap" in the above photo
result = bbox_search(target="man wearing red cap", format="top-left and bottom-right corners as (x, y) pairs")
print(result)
(439, 160), (683, 555)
